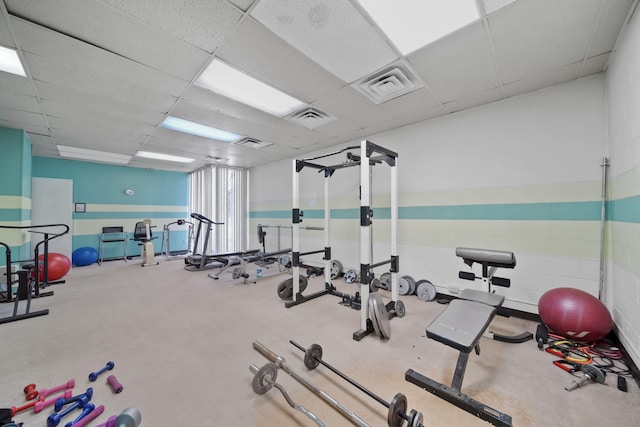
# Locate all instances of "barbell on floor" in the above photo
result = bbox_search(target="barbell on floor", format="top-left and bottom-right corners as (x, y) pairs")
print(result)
(252, 341), (373, 427)
(249, 362), (326, 427)
(290, 340), (424, 427)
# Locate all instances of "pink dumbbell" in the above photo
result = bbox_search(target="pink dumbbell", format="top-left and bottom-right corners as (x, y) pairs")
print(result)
(70, 404), (104, 427)
(39, 379), (75, 400)
(94, 415), (116, 427)
(35, 389), (74, 414)
(107, 375), (123, 393)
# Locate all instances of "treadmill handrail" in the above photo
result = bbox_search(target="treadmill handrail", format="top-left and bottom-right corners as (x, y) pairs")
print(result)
(190, 212), (224, 225)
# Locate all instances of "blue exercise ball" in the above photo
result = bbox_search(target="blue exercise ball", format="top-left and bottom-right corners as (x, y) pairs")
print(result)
(72, 247), (99, 266)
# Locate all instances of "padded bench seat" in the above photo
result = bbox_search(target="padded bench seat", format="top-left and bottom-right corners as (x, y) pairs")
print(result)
(426, 299), (498, 353)
(459, 288), (505, 307)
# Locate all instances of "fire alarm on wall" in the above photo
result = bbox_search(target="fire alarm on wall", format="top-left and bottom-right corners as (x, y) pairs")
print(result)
(124, 189), (134, 196)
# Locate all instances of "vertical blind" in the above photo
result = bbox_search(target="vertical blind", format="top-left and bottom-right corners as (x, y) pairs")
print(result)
(189, 165), (247, 254)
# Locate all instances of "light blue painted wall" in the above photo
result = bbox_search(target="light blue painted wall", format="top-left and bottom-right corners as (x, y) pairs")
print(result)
(0, 127), (32, 264)
(32, 157), (190, 259)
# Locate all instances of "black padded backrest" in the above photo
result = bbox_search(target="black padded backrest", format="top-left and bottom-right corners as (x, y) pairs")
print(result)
(133, 222), (149, 240)
(102, 226), (124, 233)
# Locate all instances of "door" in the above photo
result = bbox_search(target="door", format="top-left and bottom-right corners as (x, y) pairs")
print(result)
(31, 177), (73, 259)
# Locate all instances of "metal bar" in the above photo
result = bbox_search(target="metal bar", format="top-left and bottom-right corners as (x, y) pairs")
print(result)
(289, 340), (390, 409)
(253, 341), (372, 427)
(249, 364), (326, 427)
(405, 369), (513, 427)
(599, 156), (609, 301)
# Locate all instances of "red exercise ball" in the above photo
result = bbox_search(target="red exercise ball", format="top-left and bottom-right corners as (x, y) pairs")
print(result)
(35, 252), (71, 281)
(538, 287), (612, 342)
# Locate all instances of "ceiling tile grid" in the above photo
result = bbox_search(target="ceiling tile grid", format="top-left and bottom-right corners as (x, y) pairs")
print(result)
(0, 0), (635, 171)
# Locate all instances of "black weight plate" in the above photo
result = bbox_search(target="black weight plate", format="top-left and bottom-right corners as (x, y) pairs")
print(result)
(379, 272), (391, 290)
(387, 393), (407, 427)
(304, 344), (323, 370)
(370, 293), (391, 339)
(277, 278), (293, 300)
(394, 300), (406, 318)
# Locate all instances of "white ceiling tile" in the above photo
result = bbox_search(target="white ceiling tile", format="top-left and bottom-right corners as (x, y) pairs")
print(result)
(181, 84), (278, 126)
(0, 118), (49, 135)
(215, 17), (344, 103)
(49, 127), (147, 148)
(503, 62), (582, 98)
(581, 54), (609, 77)
(0, 71), (35, 96)
(443, 86), (505, 114)
(482, 0), (518, 15)
(24, 53), (178, 112)
(12, 18), (189, 96)
(228, 0), (256, 11)
(489, 0), (601, 83)
(0, 106), (47, 127)
(587, 0), (635, 58)
(35, 81), (166, 125)
(99, 0), (243, 53)
(408, 21), (499, 103)
(251, 0), (398, 82)
(170, 100), (261, 137)
(0, 8), (15, 47)
(5, 0), (210, 80)
(312, 86), (392, 128)
(0, 90), (40, 113)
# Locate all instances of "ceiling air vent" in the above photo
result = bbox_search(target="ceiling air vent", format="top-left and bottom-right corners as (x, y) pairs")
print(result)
(352, 60), (423, 104)
(286, 107), (336, 129)
(234, 137), (272, 149)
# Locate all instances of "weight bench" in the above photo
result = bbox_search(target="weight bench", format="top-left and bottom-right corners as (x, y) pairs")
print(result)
(405, 248), (524, 426)
(456, 247), (533, 344)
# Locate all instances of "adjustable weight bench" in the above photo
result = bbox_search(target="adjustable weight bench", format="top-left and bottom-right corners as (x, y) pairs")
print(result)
(406, 248), (521, 426)
(456, 247), (533, 343)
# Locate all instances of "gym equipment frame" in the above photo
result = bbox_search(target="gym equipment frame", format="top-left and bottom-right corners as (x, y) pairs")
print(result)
(160, 219), (194, 261)
(1, 223), (69, 324)
(288, 140), (401, 342)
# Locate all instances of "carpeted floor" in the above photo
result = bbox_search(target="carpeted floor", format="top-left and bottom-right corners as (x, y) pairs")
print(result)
(1, 257), (638, 426)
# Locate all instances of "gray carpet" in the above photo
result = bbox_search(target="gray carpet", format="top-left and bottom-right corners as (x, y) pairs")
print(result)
(1, 258), (638, 426)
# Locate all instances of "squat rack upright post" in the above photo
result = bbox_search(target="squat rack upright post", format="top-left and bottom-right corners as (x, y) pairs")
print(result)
(289, 140), (400, 341)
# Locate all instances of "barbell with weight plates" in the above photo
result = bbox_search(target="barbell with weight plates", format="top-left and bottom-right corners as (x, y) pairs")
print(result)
(290, 340), (424, 427)
(249, 362), (327, 427)
(276, 275), (309, 300)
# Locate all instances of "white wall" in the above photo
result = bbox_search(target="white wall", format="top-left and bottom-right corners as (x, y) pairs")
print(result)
(252, 75), (608, 317)
(605, 4), (640, 367)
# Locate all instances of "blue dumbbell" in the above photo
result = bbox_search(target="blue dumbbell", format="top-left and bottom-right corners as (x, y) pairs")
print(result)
(54, 388), (93, 412)
(47, 395), (89, 427)
(64, 403), (95, 427)
(88, 361), (115, 381)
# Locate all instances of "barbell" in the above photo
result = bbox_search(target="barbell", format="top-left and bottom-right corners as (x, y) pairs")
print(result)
(290, 340), (424, 427)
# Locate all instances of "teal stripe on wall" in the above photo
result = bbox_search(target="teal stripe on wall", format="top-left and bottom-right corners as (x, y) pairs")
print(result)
(250, 210), (290, 219)
(250, 201), (602, 221)
(73, 211), (187, 220)
(608, 196), (640, 223)
(0, 209), (31, 221)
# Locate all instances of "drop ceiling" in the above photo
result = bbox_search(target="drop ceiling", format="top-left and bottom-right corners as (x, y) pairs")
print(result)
(0, 0), (636, 173)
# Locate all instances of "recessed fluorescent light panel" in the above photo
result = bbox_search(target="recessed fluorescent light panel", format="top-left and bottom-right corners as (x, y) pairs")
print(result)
(135, 151), (195, 163)
(0, 45), (26, 77)
(195, 59), (306, 117)
(357, 0), (480, 55)
(161, 116), (242, 143)
(57, 145), (132, 164)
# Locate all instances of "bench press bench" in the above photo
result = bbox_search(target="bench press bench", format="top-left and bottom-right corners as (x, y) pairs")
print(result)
(406, 248), (522, 427)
